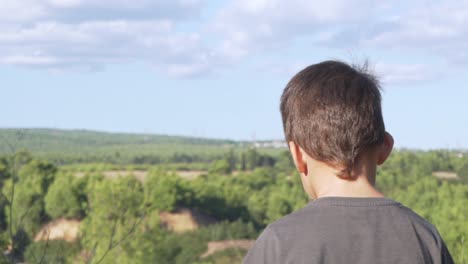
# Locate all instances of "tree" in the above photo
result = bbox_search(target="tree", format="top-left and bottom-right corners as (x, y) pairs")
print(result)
(265, 191), (291, 224)
(225, 149), (237, 171)
(24, 240), (80, 264)
(2, 157), (57, 260)
(240, 152), (247, 171)
(209, 160), (231, 175)
(274, 151), (295, 173)
(45, 173), (86, 219)
(456, 160), (468, 182)
(144, 171), (182, 212)
(247, 189), (269, 226)
(81, 176), (145, 263)
(245, 149), (258, 170)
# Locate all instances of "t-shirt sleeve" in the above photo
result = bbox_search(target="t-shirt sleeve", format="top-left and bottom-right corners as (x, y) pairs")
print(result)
(431, 224), (455, 264)
(440, 239), (455, 264)
(242, 225), (282, 264)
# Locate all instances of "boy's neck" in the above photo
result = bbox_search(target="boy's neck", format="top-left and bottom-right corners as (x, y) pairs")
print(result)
(305, 157), (384, 199)
(313, 176), (384, 199)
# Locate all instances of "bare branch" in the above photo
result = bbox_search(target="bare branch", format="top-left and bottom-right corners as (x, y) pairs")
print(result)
(38, 228), (51, 264)
(93, 215), (145, 264)
(8, 158), (16, 259)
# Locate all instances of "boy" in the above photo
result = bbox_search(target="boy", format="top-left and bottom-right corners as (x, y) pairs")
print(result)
(243, 61), (454, 264)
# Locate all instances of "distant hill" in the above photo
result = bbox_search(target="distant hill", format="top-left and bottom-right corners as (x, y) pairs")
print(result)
(0, 128), (284, 164)
(0, 128), (240, 163)
(0, 128), (236, 151)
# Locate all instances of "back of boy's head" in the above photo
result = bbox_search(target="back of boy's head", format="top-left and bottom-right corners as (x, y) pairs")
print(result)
(280, 60), (385, 178)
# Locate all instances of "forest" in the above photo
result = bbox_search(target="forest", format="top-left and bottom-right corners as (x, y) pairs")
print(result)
(0, 129), (466, 263)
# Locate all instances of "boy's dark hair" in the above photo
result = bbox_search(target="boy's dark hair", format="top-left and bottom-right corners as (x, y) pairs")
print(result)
(280, 60), (385, 178)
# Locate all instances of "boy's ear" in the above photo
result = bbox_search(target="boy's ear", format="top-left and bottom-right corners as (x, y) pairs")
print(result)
(377, 132), (394, 165)
(288, 141), (308, 175)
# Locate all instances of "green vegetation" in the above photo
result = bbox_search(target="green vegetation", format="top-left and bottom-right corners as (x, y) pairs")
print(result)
(45, 173), (87, 219)
(0, 129), (283, 165)
(0, 129), (466, 263)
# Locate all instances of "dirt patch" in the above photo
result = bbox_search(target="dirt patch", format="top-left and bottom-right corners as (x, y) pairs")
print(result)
(74, 170), (147, 181)
(176, 170), (206, 179)
(74, 172), (86, 178)
(74, 170), (207, 181)
(232, 170), (253, 175)
(201, 239), (255, 258)
(35, 218), (80, 242)
(101, 170), (147, 181)
(159, 208), (216, 233)
(433, 171), (458, 180)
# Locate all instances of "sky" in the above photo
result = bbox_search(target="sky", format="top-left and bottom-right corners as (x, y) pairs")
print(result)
(1, 0), (468, 149)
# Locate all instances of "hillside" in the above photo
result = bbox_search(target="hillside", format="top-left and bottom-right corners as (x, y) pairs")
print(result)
(0, 128), (284, 164)
(0, 128), (236, 150)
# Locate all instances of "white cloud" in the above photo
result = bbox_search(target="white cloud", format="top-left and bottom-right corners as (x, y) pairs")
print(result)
(252, 58), (443, 87)
(211, 0), (387, 60)
(0, 0), (467, 79)
(0, 0), (48, 22)
(0, 19), (212, 75)
(0, 0), (211, 77)
(47, 0), (81, 8)
(0, 0), (204, 22)
(211, 0), (468, 71)
(362, 1), (468, 65)
(0, 54), (60, 65)
(375, 63), (442, 85)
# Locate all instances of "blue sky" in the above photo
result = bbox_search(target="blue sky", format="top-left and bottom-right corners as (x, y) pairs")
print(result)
(1, 0), (468, 149)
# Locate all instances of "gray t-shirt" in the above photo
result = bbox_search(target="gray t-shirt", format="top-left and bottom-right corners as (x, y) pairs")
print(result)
(243, 197), (454, 264)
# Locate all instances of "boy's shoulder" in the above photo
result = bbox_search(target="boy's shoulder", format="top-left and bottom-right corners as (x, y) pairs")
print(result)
(269, 197), (441, 242)
(244, 197), (453, 264)
(269, 197), (405, 231)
